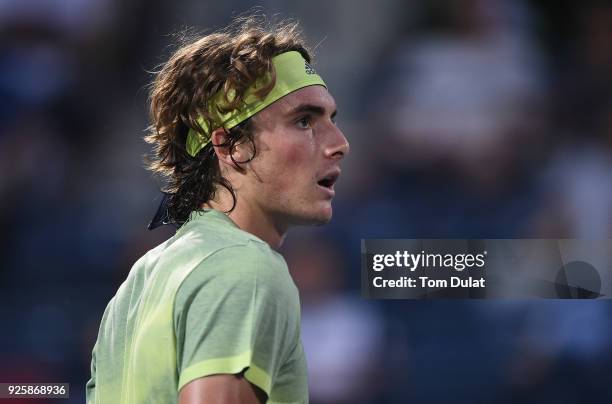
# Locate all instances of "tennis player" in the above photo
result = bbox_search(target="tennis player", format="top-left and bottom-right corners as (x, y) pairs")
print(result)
(86, 15), (349, 404)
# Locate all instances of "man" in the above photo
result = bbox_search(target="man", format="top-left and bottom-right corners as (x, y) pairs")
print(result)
(86, 15), (349, 404)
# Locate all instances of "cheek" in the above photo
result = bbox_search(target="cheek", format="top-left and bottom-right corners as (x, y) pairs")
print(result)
(267, 142), (313, 190)
(271, 136), (312, 169)
(251, 130), (317, 190)
(283, 143), (309, 164)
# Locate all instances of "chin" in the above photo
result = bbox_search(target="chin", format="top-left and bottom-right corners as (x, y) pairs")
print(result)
(283, 199), (334, 226)
(308, 205), (333, 225)
(290, 206), (333, 226)
(312, 213), (332, 225)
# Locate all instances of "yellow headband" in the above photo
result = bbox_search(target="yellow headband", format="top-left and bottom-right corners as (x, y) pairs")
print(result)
(186, 51), (327, 157)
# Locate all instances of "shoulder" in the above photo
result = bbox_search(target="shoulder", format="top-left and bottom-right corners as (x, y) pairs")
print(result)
(141, 213), (279, 282)
(163, 211), (283, 270)
(174, 239), (297, 308)
(180, 240), (291, 293)
(173, 240), (300, 334)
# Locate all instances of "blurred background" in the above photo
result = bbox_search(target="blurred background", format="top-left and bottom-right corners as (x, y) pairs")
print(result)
(1, 0), (612, 402)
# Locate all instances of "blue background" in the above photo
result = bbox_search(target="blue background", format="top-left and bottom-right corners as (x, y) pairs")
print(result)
(1, 0), (611, 402)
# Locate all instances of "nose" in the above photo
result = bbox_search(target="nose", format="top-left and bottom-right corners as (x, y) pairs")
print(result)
(324, 124), (350, 159)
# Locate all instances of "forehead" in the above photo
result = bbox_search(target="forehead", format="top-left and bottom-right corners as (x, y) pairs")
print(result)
(260, 85), (337, 116)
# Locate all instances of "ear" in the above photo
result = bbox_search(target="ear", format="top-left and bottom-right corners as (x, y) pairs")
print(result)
(210, 127), (234, 167)
(211, 127), (253, 167)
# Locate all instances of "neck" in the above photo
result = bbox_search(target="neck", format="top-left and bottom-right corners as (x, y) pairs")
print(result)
(228, 207), (287, 249)
(203, 190), (287, 249)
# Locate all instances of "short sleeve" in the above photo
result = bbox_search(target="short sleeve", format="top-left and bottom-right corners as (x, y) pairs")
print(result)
(85, 342), (97, 403)
(173, 243), (299, 397)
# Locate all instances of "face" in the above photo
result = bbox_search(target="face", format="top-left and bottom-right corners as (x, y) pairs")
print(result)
(240, 85), (349, 229)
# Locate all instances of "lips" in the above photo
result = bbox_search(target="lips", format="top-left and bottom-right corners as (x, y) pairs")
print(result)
(317, 170), (340, 192)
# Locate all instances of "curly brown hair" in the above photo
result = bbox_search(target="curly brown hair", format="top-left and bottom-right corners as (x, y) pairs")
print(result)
(145, 14), (312, 226)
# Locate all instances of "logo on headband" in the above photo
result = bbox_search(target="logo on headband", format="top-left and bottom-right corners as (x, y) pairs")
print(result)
(304, 62), (316, 75)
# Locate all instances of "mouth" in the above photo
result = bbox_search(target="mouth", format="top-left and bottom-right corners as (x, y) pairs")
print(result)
(317, 170), (340, 195)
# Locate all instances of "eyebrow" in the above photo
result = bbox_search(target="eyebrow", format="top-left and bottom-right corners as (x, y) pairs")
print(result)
(287, 104), (338, 119)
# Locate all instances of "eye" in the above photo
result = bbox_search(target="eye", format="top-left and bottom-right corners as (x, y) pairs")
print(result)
(296, 116), (312, 129)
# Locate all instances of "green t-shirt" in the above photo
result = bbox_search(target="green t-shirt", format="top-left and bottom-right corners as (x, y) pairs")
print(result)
(86, 210), (308, 403)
